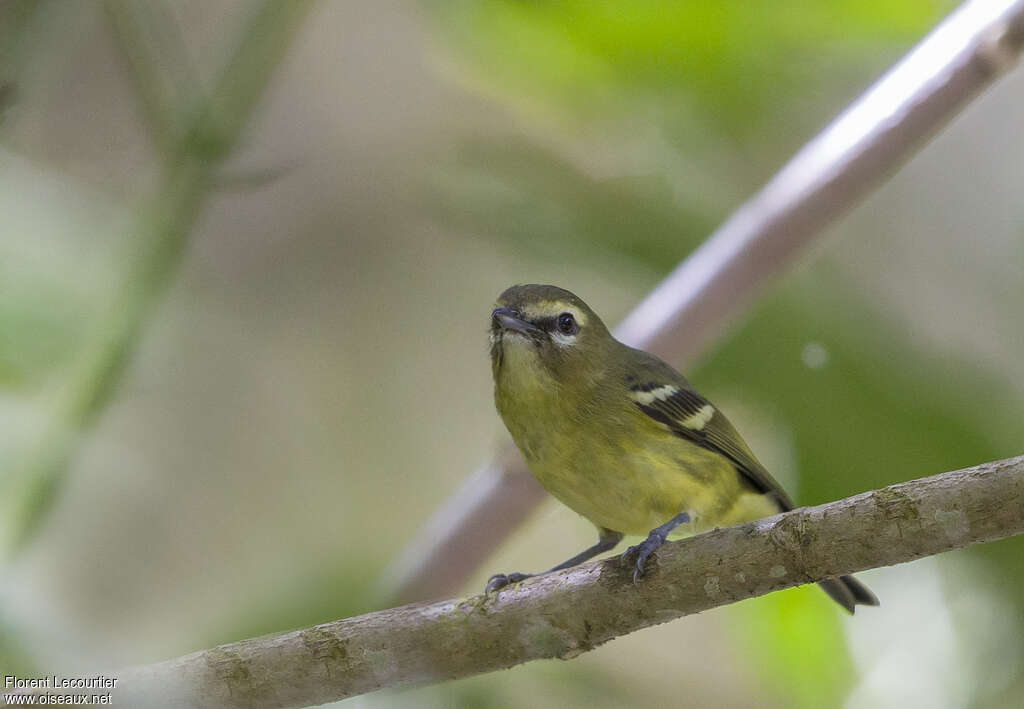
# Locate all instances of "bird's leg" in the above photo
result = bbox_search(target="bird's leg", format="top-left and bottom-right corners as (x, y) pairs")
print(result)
(485, 528), (623, 593)
(621, 512), (691, 583)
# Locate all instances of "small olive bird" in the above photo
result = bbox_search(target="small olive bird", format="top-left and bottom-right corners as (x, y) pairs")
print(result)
(486, 284), (877, 613)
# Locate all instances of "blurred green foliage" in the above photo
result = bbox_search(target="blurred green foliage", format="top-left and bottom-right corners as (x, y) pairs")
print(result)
(420, 1), (1024, 707)
(0, 610), (35, 678)
(0, 0), (314, 555)
(2, 1), (1022, 707)
(426, 137), (717, 271)
(730, 586), (853, 707)
(427, 0), (946, 144)
(0, 1), (37, 90)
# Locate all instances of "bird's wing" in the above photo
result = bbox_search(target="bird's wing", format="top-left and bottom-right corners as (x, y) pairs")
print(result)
(625, 352), (794, 510)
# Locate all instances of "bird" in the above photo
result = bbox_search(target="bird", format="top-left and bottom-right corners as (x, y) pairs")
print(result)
(485, 283), (878, 613)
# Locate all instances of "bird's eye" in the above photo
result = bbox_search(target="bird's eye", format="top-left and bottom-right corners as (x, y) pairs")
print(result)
(556, 312), (578, 335)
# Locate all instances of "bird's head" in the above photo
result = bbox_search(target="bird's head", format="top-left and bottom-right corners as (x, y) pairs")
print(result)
(489, 284), (614, 394)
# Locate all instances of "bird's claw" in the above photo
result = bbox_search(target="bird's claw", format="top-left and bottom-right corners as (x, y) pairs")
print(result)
(620, 532), (667, 583)
(485, 572), (532, 593)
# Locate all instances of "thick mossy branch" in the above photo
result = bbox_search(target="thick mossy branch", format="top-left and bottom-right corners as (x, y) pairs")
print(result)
(99, 456), (1024, 708)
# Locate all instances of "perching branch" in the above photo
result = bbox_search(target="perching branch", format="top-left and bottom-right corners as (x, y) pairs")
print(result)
(65, 455), (1024, 709)
(384, 0), (1024, 602)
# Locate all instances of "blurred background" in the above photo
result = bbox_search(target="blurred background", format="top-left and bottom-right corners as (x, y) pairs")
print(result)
(2, 1), (1023, 707)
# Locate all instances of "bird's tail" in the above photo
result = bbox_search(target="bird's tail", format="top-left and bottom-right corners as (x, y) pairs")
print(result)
(818, 575), (879, 614)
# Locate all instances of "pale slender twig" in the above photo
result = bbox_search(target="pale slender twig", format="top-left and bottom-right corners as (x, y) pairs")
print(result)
(384, 0), (1024, 602)
(51, 455), (1021, 708)
(104, 0), (185, 152)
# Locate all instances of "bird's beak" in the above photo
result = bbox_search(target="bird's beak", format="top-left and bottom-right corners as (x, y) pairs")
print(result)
(491, 307), (543, 338)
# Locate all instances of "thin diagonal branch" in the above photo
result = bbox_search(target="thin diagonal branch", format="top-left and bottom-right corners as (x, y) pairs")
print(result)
(104, 0), (187, 152)
(29, 455), (1020, 709)
(384, 0), (1024, 602)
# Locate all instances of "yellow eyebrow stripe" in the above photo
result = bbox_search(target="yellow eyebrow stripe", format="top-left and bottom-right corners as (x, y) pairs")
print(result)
(520, 301), (588, 326)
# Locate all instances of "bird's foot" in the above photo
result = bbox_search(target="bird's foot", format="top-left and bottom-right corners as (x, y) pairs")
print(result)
(485, 572), (533, 593)
(620, 531), (668, 583)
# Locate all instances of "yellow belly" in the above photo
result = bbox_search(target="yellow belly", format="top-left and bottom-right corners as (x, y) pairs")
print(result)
(527, 429), (778, 537)
(493, 341), (780, 536)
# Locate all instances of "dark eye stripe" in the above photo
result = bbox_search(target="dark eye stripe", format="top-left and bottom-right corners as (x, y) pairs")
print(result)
(529, 314), (579, 337)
